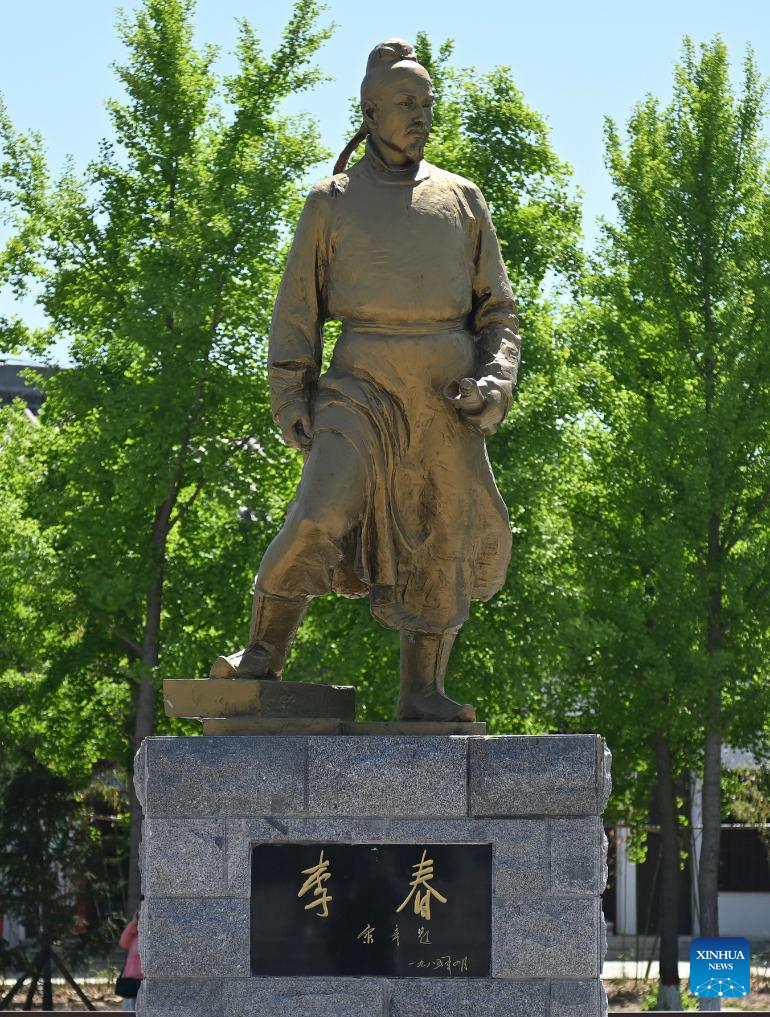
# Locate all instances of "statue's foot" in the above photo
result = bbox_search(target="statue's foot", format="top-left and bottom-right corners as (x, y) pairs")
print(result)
(209, 645), (281, 680)
(397, 691), (476, 723)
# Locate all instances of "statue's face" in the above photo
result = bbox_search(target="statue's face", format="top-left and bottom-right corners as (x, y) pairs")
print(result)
(364, 67), (434, 165)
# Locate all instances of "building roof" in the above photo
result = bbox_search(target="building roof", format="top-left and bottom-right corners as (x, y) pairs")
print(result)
(0, 361), (55, 414)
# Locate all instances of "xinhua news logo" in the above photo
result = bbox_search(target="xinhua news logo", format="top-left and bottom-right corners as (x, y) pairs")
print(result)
(690, 936), (751, 998)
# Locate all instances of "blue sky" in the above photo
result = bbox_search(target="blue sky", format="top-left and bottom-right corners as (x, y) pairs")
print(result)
(1, 0), (768, 361)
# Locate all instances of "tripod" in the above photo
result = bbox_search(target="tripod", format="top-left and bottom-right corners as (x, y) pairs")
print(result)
(0, 941), (95, 1011)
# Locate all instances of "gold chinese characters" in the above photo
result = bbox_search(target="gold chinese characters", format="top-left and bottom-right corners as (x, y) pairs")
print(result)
(298, 846), (449, 924)
(396, 848), (448, 920)
(297, 849), (333, 918)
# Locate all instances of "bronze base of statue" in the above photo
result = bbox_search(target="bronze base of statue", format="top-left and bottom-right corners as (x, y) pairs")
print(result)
(163, 678), (483, 734)
(201, 717), (487, 735)
(163, 678), (356, 722)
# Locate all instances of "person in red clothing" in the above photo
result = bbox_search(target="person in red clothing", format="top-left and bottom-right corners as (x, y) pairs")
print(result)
(117, 903), (143, 1012)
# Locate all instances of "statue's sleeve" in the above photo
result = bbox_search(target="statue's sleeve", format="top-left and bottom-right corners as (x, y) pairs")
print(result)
(468, 187), (522, 427)
(267, 184), (330, 421)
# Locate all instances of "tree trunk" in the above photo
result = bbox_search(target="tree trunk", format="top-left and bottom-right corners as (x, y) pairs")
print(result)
(699, 711), (721, 939)
(655, 731), (682, 1011)
(124, 403), (199, 915)
(658, 983), (683, 1011)
(698, 543), (723, 1012)
(697, 714), (722, 1014)
(699, 510), (723, 934)
(696, 264), (723, 1010)
(126, 563), (166, 916)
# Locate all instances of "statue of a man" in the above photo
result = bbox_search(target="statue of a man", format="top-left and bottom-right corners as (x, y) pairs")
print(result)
(211, 39), (521, 723)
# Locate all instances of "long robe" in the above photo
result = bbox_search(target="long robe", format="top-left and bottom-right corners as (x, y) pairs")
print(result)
(266, 142), (521, 633)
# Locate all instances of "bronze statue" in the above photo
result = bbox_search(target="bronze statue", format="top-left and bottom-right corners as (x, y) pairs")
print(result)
(210, 39), (521, 723)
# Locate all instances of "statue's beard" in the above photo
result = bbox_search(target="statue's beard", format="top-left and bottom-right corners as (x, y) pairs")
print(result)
(402, 137), (426, 162)
(375, 131), (427, 166)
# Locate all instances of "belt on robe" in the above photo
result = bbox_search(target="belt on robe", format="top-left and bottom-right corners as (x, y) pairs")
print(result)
(341, 316), (468, 334)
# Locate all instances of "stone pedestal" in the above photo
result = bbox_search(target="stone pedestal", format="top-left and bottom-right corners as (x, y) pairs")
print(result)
(135, 734), (611, 1017)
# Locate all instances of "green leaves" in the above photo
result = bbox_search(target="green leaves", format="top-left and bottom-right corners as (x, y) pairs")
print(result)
(0, 0), (332, 758)
(569, 37), (770, 837)
(415, 33), (583, 304)
(0, 0), (335, 914)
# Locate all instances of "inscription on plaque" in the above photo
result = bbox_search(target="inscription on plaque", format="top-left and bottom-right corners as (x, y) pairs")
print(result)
(250, 842), (492, 977)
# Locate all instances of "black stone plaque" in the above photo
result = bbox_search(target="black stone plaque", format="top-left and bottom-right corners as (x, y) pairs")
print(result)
(250, 842), (492, 977)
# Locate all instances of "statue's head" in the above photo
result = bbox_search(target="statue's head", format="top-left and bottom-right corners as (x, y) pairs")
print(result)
(360, 39), (434, 166)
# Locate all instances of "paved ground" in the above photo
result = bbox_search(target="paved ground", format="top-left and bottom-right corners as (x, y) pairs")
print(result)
(604, 935), (770, 979)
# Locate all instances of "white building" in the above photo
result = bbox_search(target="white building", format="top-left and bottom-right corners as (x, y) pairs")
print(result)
(612, 751), (770, 939)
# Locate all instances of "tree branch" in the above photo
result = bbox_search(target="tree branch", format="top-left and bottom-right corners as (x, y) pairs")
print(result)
(676, 316), (707, 380)
(167, 475), (206, 532)
(634, 190), (706, 380)
(104, 622), (143, 659)
(168, 434), (253, 532)
(152, 209), (250, 539)
(723, 479), (770, 553)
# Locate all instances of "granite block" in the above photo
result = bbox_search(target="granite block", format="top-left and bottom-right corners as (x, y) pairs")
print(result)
(550, 818), (603, 895)
(144, 818), (226, 896)
(143, 737), (305, 818)
(493, 820), (548, 895)
(307, 736), (467, 817)
(381, 818), (548, 895)
(492, 898), (599, 979)
(377, 817), (547, 888)
(550, 979), (608, 1017)
(470, 736), (602, 817)
(134, 741), (148, 811)
(140, 818), (147, 898)
(142, 897), (249, 977)
(226, 816), (388, 895)
(382, 818), (483, 840)
(227, 977), (384, 1016)
(599, 740), (612, 812)
(137, 978), (224, 1017)
(387, 978), (548, 1017)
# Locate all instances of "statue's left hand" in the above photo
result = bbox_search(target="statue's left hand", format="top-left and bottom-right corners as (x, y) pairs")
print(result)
(443, 377), (505, 435)
(275, 399), (313, 451)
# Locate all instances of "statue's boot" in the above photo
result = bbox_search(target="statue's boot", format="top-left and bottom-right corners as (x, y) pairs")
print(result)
(397, 628), (476, 722)
(209, 589), (309, 679)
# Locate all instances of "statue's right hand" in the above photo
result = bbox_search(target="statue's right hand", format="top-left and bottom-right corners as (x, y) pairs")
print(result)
(275, 401), (313, 451)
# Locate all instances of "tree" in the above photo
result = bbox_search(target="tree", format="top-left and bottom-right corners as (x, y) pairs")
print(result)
(0, 406), (61, 679)
(0, 0), (332, 913)
(571, 37), (770, 1010)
